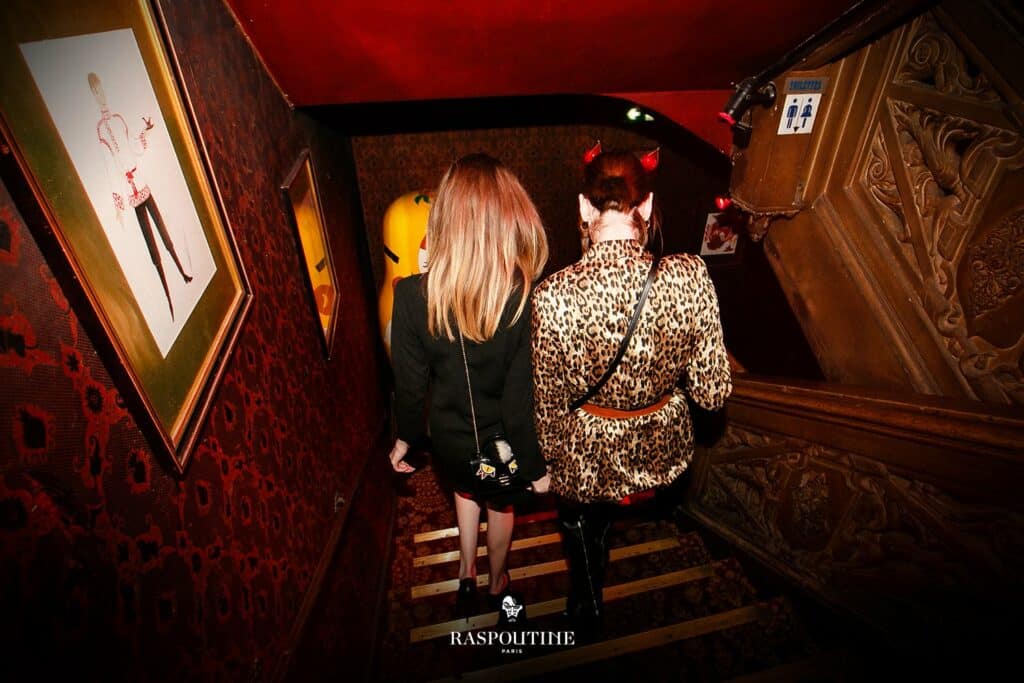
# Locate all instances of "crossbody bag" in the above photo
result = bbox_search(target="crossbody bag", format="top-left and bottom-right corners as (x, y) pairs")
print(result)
(458, 331), (530, 495)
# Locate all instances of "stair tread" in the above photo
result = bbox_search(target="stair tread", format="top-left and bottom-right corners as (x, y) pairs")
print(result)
(397, 556), (763, 664)
(413, 508), (559, 545)
(404, 525), (724, 618)
(428, 605), (765, 683)
(410, 563), (719, 643)
(381, 596), (817, 681)
(379, 466), (823, 682)
(566, 596), (817, 682)
(409, 522), (708, 588)
(411, 535), (680, 597)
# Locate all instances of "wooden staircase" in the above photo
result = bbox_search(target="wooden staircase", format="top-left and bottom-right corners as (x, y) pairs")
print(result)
(375, 467), (863, 682)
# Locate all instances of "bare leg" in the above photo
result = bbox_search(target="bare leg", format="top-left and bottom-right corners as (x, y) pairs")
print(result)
(454, 492), (481, 580)
(485, 504), (514, 595)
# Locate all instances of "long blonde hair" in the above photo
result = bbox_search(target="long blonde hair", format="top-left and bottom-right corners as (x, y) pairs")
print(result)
(426, 154), (548, 342)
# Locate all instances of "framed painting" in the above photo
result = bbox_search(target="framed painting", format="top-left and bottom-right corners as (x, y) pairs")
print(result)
(281, 149), (339, 358)
(699, 211), (743, 262)
(0, 0), (252, 473)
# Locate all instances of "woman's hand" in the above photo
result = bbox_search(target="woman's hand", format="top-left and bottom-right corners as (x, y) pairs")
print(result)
(529, 473), (551, 494)
(389, 439), (415, 473)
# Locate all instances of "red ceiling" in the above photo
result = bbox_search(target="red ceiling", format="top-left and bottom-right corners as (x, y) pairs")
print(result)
(226, 0), (858, 151)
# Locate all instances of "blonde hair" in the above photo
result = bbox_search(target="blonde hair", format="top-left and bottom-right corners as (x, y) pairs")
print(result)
(426, 154), (548, 342)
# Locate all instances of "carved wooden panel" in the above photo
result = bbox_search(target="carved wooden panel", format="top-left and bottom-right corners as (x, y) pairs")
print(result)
(731, 1), (1024, 404)
(691, 421), (1024, 632)
(870, 12), (1024, 404)
(895, 14), (1002, 102)
(708, 2), (1024, 646)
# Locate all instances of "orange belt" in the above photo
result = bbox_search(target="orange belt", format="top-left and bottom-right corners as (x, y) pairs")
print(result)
(580, 394), (672, 418)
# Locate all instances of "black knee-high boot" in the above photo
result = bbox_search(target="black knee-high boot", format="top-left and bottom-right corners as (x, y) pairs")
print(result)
(558, 500), (611, 642)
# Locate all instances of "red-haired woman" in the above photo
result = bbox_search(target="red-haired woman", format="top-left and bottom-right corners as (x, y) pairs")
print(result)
(531, 146), (732, 640)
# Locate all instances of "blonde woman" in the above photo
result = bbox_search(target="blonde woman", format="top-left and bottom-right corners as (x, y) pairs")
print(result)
(388, 153), (550, 620)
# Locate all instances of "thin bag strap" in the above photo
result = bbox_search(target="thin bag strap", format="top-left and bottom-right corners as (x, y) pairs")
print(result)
(458, 331), (482, 454)
(570, 254), (661, 411)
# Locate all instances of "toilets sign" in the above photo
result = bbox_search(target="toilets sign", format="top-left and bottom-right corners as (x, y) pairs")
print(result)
(777, 77), (826, 136)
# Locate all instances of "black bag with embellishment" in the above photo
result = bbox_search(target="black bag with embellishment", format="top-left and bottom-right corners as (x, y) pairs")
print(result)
(459, 333), (530, 500)
(467, 433), (529, 498)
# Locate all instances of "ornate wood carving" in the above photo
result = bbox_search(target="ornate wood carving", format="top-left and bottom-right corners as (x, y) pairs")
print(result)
(709, 2), (1024, 644)
(963, 209), (1024, 319)
(728, 1), (1024, 400)
(885, 97), (1024, 403)
(851, 8), (1024, 404)
(896, 14), (1001, 102)
(889, 101), (1021, 252)
(865, 126), (904, 230)
(692, 419), (1024, 630)
(865, 124), (921, 280)
(728, 194), (796, 243)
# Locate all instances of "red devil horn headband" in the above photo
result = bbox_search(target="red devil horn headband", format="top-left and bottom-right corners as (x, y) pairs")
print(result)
(583, 141), (602, 164)
(640, 148), (660, 172)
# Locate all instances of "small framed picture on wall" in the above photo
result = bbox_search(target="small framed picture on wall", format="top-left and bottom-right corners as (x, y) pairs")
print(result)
(699, 209), (745, 263)
(700, 212), (739, 256)
(281, 149), (340, 359)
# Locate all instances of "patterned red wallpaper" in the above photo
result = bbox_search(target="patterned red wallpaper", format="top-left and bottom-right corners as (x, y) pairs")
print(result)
(350, 124), (822, 380)
(0, 0), (391, 680)
(352, 125), (726, 286)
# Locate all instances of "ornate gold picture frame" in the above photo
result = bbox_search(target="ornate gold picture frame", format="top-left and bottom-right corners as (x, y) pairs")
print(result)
(0, 0), (252, 473)
(281, 149), (339, 358)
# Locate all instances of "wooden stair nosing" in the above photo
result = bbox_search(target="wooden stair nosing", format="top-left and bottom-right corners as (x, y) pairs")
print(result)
(413, 533), (562, 568)
(410, 536), (680, 599)
(412, 521), (687, 568)
(413, 509), (558, 544)
(410, 563), (717, 642)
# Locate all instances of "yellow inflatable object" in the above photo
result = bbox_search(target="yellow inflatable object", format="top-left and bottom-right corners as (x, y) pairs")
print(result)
(379, 190), (432, 357)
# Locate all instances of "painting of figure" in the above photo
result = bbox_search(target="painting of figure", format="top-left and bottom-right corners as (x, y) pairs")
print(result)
(700, 212), (739, 256)
(21, 28), (216, 357)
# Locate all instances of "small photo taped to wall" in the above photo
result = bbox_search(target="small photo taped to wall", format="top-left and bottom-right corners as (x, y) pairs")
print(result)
(700, 212), (739, 256)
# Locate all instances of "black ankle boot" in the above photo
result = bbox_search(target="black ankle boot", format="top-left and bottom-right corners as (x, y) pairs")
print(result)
(558, 505), (610, 643)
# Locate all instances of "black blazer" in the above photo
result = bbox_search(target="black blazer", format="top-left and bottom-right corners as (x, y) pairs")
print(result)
(391, 275), (545, 490)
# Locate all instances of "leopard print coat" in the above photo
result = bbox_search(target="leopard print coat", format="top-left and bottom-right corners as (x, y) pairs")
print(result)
(531, 239), (732, 503)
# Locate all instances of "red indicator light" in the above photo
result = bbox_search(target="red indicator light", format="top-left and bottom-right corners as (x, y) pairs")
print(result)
(715, 196), (732, 211)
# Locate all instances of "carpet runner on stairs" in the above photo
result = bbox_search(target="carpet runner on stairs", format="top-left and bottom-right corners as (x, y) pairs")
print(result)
(376, 465), (833, 681)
